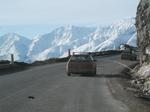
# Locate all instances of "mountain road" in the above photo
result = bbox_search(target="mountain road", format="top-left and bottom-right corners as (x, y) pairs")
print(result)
(0, 55), (150, 112)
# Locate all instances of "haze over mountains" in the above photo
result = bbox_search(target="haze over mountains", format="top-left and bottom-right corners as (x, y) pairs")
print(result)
(0, 18), (137, 63)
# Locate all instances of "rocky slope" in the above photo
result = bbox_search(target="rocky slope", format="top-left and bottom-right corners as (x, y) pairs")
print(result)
(136, 0), (150, 64)
(134, 0), (150, 96)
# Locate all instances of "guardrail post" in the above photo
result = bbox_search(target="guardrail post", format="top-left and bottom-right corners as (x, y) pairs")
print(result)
(10, 54), (14, 64)
(68, 49), (71, 57)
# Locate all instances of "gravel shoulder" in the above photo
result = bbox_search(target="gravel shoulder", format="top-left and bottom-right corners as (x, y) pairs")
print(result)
(107, 64), (150, 112)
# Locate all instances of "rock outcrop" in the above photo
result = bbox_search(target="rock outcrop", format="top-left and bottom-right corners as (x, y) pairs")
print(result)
(134, 0), (150, 96)
(136, 0), (150, 65)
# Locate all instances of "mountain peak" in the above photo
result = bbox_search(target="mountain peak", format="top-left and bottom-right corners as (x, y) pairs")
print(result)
(4, 33), (20, 37)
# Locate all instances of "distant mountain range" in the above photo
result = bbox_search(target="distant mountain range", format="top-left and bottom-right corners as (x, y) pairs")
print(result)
(0, 18), (137, 63)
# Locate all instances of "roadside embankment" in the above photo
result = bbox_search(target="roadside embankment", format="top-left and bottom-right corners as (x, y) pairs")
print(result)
(130, 64), (150, 99)
(0, 62), (30, 75)
(107, 62), (150, 112)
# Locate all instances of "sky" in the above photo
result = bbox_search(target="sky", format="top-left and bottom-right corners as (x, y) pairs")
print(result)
(0, 0), (140, 38)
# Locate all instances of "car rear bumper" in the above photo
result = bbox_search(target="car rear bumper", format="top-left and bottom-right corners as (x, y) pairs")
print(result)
(66, 61), (96, 75)
(68, 68), (96, 74)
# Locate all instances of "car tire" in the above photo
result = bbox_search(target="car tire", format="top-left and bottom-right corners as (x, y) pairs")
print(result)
(93, 71), (96, 76)
(67, 72), (71, 76)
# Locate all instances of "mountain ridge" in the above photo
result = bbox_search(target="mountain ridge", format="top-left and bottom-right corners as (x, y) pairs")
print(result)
(0, 18), (137, 63)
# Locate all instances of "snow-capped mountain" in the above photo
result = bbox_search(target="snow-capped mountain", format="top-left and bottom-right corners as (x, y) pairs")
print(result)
(93, 19), (136, 51)
(0, 33), (32, 61)
(0, 18), (137, 63)
(27, 25), (96, 62)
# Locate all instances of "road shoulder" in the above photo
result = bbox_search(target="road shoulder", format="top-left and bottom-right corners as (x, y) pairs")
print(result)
(107, 65), (150, 112)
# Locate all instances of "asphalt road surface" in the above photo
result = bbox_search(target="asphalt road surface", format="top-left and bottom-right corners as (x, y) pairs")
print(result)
(0, 55), (149, 112)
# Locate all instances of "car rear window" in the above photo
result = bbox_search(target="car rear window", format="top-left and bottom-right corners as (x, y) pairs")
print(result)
(70, 55), (93, 62)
